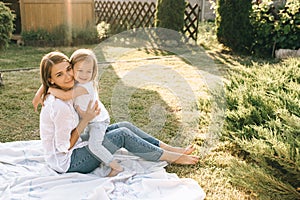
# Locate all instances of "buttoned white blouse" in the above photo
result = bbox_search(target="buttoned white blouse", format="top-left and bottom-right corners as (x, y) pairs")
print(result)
(40, 94), (87, 173)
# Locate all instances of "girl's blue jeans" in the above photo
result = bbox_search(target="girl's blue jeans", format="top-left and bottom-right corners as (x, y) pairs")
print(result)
(67, 121), (163, 173)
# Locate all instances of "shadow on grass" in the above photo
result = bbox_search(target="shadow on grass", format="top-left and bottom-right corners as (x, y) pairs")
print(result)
(207, 49), (281, 69)
(99, 64), (182, 144)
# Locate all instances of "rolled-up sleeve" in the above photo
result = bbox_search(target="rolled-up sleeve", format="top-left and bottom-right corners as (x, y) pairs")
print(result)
(51, 100), (75, 153)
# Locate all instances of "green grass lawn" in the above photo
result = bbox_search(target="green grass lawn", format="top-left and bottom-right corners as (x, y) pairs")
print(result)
(0, 25), (299, 200)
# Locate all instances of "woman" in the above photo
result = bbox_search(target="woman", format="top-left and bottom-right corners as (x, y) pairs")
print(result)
(37, 51), (199, 175)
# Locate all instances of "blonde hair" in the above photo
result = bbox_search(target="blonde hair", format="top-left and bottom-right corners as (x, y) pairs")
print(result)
(70, 49), (99, 87)
(39, 51), (69, 100)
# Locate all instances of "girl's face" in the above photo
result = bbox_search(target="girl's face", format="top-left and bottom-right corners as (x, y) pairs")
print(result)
(73, 60), (93, 84)
(49, 61), (74, 90)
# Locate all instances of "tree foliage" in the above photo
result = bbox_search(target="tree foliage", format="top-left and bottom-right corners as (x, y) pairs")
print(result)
(216, 0), (253, 54)
(250, 0), (300, 57)
(155, 0), (185, 32)
(0, 2), (14, 49)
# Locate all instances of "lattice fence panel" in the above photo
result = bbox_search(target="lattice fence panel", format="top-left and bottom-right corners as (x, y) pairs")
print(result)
(183, 3), (201, 41)
(94, 0), (201, 41)
(95, 1), (156, 31)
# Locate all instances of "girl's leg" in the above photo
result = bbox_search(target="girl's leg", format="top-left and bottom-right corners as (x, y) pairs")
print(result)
(108, 121), (195, 155)
(88, 123), (114, 164)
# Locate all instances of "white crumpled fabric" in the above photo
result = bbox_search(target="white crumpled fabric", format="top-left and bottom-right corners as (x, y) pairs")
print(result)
(0, 140), (205, 200)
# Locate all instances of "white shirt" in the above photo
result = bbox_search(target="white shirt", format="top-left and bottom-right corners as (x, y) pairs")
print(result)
(40, 94), (87, 173)
(74, 82), (110, 124)
(74, 81), (112, 164)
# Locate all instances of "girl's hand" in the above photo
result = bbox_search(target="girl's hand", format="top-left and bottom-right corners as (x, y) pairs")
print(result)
(76, 100), (101, 122)
(32, 95), (43, 112)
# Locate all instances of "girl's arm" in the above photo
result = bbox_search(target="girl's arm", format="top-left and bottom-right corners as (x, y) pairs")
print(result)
(49, 86), (88, 101)
(32, 85), (44, 112)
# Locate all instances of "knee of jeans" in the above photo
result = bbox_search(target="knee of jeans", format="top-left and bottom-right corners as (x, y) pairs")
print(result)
(118, 121), (132, 129)
(118, 126), (129, 132)
(118, 127), (132, 136)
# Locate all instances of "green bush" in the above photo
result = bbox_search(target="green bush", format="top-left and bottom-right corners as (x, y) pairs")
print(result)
(215, 0), (253, 54)
(72, 25), (99, 45)
(21, 25), (67, 46)
(155, 0), (185, 32)
(251, 0), (300, 57)
(0, 2), (14, 49)
(224, 59), (300, 199)
(21, 25), (99, 46)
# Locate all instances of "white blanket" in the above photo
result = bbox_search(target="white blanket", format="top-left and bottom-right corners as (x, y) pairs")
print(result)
(0, 140), (205, 200)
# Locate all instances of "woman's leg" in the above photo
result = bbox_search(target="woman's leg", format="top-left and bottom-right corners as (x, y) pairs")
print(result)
(102, 127), (199, 164)
(107, 121), (195, 155)
(106, 121), (160, 146)
(103, 127), (163, 161)
(67, 146), (101, 173)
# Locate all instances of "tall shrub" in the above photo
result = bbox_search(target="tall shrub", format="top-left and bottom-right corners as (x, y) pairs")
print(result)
(251, 0), (300, 57)
(155, 0), (185, 32)
(216, 0), (253, 54)
(0, 2), (14, 49)
(224, 59), (300, 199)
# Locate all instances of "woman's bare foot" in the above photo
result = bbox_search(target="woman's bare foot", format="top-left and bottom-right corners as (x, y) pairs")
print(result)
(160, 142), (196, 155)
(173, 154), (199, 165)
(160, 150), (199, 165)
(183, 145), (196, 155)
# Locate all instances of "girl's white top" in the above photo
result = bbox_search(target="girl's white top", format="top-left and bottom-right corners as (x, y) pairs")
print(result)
(40, 94), (87, 173)
(74, 81), (110, 124)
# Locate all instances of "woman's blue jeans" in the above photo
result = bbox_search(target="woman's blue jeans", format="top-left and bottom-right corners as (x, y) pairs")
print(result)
(67, 121), (163, 173)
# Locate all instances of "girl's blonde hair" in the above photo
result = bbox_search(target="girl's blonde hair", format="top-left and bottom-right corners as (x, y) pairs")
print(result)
(70, 49), (98, 87)
(40, 51), (69, 100)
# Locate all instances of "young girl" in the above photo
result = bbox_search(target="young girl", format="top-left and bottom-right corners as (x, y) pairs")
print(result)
(33, 49), (123, 176)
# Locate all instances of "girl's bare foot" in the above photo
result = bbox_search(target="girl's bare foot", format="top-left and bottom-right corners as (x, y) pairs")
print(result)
(107, 169), (121, 177)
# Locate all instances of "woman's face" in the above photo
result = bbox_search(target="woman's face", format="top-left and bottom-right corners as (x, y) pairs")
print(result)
(49, 61), (75, 90)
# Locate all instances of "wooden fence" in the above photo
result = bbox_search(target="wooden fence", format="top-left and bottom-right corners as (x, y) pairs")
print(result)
(94, 0), (201, 41)
(20, 0), (94, 32)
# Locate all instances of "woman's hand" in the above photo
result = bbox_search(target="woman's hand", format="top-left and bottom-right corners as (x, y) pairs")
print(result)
(69, 100), (101, 150)
(76, 100), (101, 123)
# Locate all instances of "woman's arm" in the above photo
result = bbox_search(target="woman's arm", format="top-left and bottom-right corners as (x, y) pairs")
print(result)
(52, 99), (100, 152)
(49, 86), (88, 101)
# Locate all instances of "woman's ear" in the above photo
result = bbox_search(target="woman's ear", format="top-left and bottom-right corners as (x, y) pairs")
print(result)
(48, 78), (54, 85)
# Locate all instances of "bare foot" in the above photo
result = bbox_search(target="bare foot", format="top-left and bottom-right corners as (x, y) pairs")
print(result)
(183, 145), (196, 155)
(160, 143), (196, 155)
(173, 154), (199, 165)
(107, 169), (121, 177)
